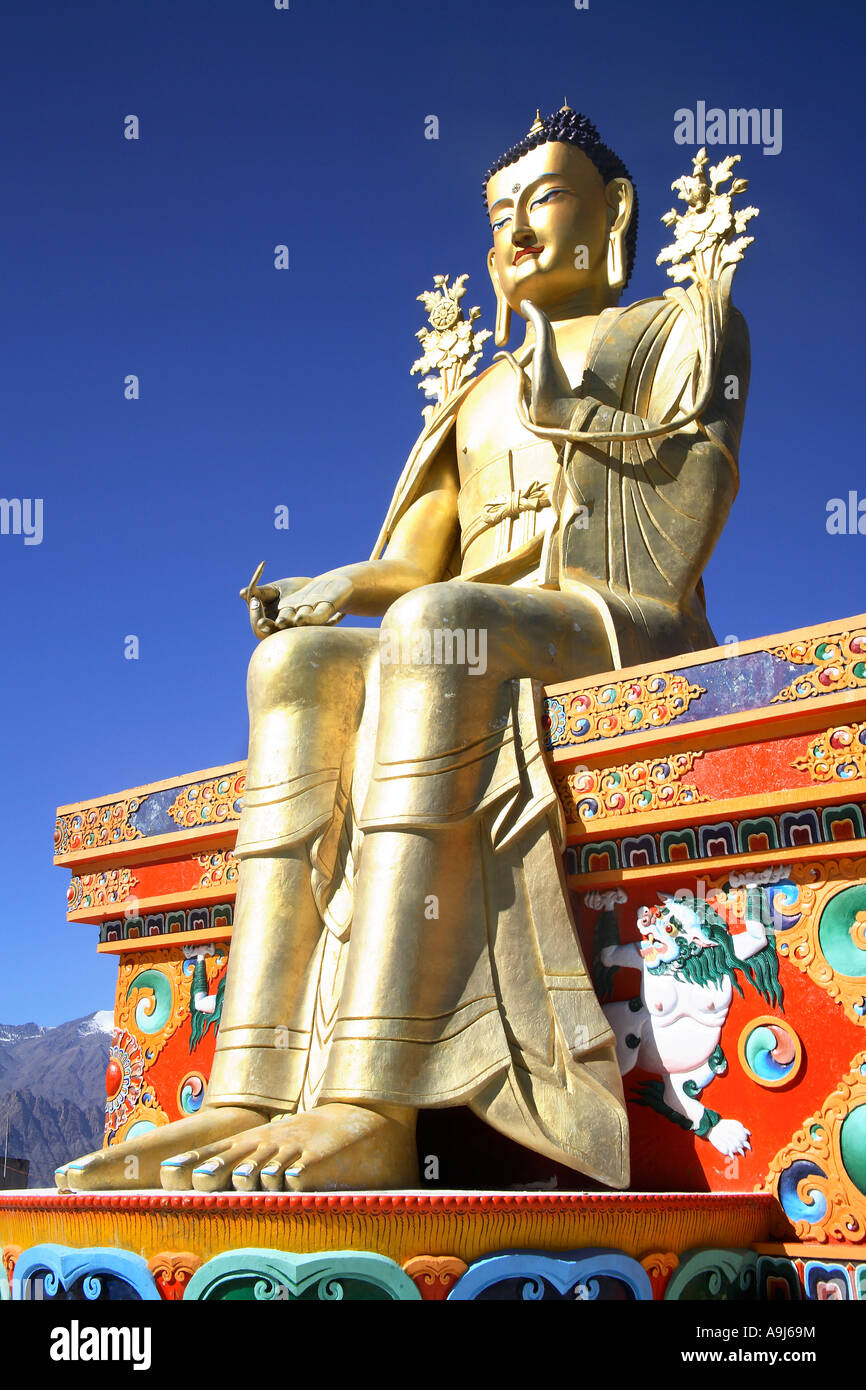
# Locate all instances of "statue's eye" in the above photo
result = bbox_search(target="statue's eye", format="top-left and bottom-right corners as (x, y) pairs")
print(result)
(530, 188), (565, 211)
(491, 213), (513, 232)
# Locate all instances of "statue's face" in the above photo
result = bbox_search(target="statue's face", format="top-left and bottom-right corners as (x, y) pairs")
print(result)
(486, 141), (615, 313)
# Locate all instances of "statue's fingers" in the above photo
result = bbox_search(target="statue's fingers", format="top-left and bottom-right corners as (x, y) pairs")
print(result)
(297, 602), (334, 626)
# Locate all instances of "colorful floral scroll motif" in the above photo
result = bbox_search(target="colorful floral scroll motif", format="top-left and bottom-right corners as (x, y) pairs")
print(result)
(105, 946), (228, 1141)
(769, 631), (866, 704)
(555, 751), (706, 825)
(762, 1050), (866, 1243)
(54, 797), (144, 857)
(168, 771), (245, 829)
(104, 1028), (146, 1137)
(67, 866), (140, 913)
(196, 850), (238, 889)
(544, 673), (705, 751)
(793, 723), (866, 785)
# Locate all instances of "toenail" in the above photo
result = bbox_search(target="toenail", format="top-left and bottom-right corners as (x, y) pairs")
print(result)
(285, 1167), (303, 1177)
(233, 1163), (254, 1177)
(193, 1160), (221, 1175)
(161, 1154), (191, 1168)
(261, 1164), (280, 1176)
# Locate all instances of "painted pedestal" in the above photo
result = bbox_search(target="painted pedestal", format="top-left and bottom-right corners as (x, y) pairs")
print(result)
(2, 613), (865, 1301)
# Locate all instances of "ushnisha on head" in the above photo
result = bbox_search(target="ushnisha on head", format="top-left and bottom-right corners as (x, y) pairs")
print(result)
(484, 104), (638, 344)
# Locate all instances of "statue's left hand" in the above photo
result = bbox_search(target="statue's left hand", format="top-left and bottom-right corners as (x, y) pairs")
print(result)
(273, 571), (354, 628)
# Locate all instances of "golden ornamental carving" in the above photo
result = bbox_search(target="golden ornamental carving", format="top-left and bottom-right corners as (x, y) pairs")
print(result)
(774, 858), (866, 1024)
(761, 1050), (866, 1244)
(167, 770), (245, 829)
(769, 630), (866, 704)
(545, 672), (705, 750)
(792, 723), (866, 786)
(195, 849), (239, 888)
(555, 750), (706, 824)
(67, 866), (140, 914)
(54, 797), (143, 856)
(411, 274), (491, 421)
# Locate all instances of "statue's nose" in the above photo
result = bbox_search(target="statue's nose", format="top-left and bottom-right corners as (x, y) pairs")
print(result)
(512, 223), (536, 247)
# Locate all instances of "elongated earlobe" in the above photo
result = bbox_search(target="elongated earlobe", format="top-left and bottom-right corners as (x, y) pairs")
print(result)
(604, 177), (634, 293)
(487, 248), (512, 346)
(607, 231), (626, 290)
(494, 288), (512, 346)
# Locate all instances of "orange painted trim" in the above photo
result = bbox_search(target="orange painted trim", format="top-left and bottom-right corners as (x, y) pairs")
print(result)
(544, 612), (866, 698)
(565, 780), (866, 843)
(0, 1189), (778, 1264)
(55, 760), (245, 816)
(547, 689), (866, 767)
(567, 837), (866, 889)
(68, 883), (238, 927)
(54, 823), (239, 872)
(96, 926), (233, 956)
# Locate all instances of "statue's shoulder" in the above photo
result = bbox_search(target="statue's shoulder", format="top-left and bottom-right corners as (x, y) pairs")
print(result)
(596, 289), (748, 371)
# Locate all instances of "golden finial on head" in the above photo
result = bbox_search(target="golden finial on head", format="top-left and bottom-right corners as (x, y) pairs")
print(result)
(528, 109), (544, 135)
(560, 98), (572, 113)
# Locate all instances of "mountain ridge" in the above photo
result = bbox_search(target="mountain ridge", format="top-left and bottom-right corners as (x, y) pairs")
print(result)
(0, 1010), (112, 1187)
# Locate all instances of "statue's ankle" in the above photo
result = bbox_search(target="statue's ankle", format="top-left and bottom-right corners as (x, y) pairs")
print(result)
(364, 1101), (418, 1131)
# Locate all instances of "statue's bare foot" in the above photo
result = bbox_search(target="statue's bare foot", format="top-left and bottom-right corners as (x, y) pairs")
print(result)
(55, 1106), (267, 1192)
(161, 1102), (419, 1193)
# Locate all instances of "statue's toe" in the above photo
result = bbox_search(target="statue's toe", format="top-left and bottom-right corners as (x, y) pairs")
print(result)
(260, 1146), (303, 1192)
(64, 1154), (108, 1193)
(188, 1136), (257, 1193)
(159, 1150), (203, 1192)
(230, 1145), (280, 1193)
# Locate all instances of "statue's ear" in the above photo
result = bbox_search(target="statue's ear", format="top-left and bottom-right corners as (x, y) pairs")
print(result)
(604, 177), (634, 291)
(487, 247), (512, 347)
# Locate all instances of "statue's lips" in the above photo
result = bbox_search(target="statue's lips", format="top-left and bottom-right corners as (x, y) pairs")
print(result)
(513, 247), (542, 264)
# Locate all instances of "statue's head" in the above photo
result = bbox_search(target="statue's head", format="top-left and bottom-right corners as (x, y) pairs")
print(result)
(484, 105), (637, 344)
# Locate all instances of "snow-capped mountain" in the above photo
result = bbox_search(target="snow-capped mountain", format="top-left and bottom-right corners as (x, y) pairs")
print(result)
(0, 1011), (113, 1187)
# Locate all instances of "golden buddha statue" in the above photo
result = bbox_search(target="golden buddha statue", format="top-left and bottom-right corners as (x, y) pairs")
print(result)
(57, 107), (755, 1194)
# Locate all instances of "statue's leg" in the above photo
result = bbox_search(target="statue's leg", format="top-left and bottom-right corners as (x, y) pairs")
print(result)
(309, 581), (627, 1188)
(205, 625), (378, 1116)
(59, 626), (378, 1192)
(193, 581), (626, 1191)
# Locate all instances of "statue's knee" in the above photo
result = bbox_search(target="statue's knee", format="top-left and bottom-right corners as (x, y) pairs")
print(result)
(383, 582), (481, 641)
(246, 628), (336, 711)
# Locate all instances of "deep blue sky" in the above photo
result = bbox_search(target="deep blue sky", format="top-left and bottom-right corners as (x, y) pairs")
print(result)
(1, 0), (862, 1023)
